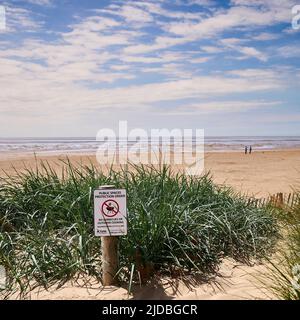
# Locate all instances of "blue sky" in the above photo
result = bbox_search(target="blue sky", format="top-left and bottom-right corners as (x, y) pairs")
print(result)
(0, 0), (299, 137)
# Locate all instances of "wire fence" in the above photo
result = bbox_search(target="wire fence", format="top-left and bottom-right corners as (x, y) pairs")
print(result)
(247, 192), (300, 209)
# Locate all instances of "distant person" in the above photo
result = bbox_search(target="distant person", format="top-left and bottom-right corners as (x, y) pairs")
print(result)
(245, 146), (248, 154)
(249, 146), (252, 154)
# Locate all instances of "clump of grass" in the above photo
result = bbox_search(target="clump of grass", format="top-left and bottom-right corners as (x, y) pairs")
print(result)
(0, 160), (278, 298)
(266, 197), (300, 300)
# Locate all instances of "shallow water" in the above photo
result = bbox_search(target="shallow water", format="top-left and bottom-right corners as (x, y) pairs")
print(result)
(0, 136), (300, 154)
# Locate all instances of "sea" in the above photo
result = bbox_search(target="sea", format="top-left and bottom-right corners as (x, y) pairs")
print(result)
(0, 136), (300, 154)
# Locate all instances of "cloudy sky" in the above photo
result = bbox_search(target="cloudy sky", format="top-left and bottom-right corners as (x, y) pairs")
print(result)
(0, 0), (299, 137)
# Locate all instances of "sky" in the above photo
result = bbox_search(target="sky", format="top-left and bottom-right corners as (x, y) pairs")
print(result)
(0, 0), (299, 137)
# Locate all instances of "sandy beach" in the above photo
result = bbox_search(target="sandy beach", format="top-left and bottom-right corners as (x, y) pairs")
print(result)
(1, 149), (299, 300)
(1, 149), (299, 197)
(16, 258), (274, 300)
(2, 0), (300, 305)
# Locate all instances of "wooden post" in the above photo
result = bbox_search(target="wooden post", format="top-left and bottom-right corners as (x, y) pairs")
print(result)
(99, 185), (119, 286)
(101, 236), (119, 286)
(278, 192), (284, 207)
(292, 193), (295, 207)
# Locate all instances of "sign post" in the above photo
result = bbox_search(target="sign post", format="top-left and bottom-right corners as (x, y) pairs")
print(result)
(94, 185), (127, 286)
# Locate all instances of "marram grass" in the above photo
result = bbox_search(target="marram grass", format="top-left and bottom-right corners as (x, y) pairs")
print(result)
(265, 197), (300, 300)
(0, 160), (278, 298)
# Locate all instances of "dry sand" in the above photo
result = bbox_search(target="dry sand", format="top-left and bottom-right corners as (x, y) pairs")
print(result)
(19, 259), (274, 300)
(1, 149), (299, 300)
(1, 149), (299, 197)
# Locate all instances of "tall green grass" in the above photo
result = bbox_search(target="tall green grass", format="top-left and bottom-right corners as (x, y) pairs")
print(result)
(266, 197), (300, 300)
(0, 160), (278, 298)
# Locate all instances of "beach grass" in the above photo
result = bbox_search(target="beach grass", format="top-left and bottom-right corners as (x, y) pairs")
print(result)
(266, 196), (300, 300)
(0, 160), (278, 298)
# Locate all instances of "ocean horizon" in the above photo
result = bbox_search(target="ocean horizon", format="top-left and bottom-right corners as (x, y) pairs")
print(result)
(1, 136), (300, 154)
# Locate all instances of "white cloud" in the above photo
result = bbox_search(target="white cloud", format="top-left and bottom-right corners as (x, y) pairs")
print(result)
(123, 36), (186, 55)
(121, 50), (190, 65)
(201, 45), (222, 53)
(186, 0), (216, 6)
(200, 39), (268, 62)
(117, 4), (154, 23)
(230, 0), (294, 8)
(0, 63), (284, 118)
(175, 0), (215, 7)
(190, 56), (211, 63)
(141, 63), (192, 79)
(133, 1), (204, 20)
(165, 3), (292, 42)
(163, 100), (282, 115)
(121, 56), (163, 64)
(0, 12), (142, 86)
(110, 65), (131, 71)
(219, 38), (268, 61)
(159, 51), (188, 62)
(2, 6), (44, 32)
(25, 0), (53, 6)
(116, 1), (287, 60)
(252, 32), (280, 41)
(98, 3), (154, 26)
(277, 45), (300, 58)
(220, 38), (243, 46)
(228, 68), (279, 79)
(257, 113), (300, 123)
(101, 1), (204, 23)
(235, 46), (268, 61)
(0, 0), (295, 136)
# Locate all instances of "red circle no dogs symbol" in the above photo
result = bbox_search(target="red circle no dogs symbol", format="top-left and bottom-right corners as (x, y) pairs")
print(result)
(101, 199), (119, 217)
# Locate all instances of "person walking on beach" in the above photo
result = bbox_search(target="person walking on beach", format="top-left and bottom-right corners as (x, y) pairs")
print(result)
(249, 146), (252, 154)
(245, 146), (248, 154)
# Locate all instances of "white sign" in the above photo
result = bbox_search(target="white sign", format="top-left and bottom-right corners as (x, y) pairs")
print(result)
(94, 189), (127, 236)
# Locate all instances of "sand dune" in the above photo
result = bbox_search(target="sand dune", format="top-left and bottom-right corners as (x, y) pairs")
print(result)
(1, 149), (298, 300)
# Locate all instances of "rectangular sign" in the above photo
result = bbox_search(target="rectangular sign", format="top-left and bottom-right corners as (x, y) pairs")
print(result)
(94, 189), (127, 236)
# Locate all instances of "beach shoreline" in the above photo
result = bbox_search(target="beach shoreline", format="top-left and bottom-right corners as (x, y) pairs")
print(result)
(0, 149), (299, 197)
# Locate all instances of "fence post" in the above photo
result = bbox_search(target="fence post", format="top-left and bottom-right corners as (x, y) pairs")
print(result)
(292, 193), (296, 207)
(99, 185), (119, 286)
(278, 192), (284, 207)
